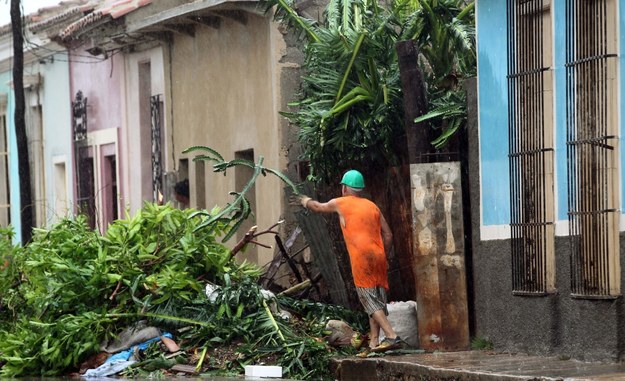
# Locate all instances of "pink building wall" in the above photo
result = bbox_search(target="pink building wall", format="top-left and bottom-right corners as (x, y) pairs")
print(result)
(69, 48), (126, 231)
(69, 50), (125, 133)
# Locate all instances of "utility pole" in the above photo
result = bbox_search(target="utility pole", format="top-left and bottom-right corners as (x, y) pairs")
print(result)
(11, 0), (33, 244)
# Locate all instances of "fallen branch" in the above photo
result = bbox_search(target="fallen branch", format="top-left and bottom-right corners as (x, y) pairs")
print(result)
(279, 279), (311, 296)
(229, 220), (285, 258)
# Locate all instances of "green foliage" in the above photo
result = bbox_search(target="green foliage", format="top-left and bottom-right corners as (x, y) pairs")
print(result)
(182, 146), (300, 240)
(404, 0), (475, 148)
(0, 313), (110, 376)
(0, 227), (23, 322)
(471, 336), (494, 351)
(265, 0), (475, 182)
(0, 150), (362, 380)
(0, 204), (241, 376)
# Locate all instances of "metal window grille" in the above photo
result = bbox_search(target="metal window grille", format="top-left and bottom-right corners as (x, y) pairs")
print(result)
(565, 0), (620, 297)
(150, 94), (163, 203)
(72, 91), (95, 229)
(507, 0), (555, 294)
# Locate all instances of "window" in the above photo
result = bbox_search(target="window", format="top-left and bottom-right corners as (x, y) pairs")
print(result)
(507, 0), (555, 294)
(139, 62), (153, 202)
(150, 94), (164, 203)
(0, 106), (10, 227)
(26, 103), (45, 227)
(73, 91), (95, 229)
(565, 0), (619, 297)
(177, 158), (189, 208)
(195, 160), (206, 209)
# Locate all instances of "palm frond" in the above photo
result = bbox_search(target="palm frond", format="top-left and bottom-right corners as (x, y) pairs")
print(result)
(263, 0), (320, 42)
(341, 0), (354, 31)
(326, 0), (341, 29)
(182, 145), (224, 162)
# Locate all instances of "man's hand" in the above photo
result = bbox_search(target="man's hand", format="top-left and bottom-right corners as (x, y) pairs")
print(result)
(288, 194), (312, 208)
(299, 195), (312, 208)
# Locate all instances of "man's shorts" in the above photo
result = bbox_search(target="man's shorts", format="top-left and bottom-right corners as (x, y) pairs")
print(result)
(356, 286), (388, 317)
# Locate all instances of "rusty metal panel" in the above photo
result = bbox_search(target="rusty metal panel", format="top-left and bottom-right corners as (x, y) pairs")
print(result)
(410, 162), (469, 351)
(296, 210), (352, 307)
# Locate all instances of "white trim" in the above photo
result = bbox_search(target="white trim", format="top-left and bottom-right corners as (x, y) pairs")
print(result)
(481, 218), (625, 239)
(52, 156), (69, 221)
(480, 224), (511, 240)
(52, 154), (67, 164)
(555, 220), (569, 236)
(87, 128), (119, 232)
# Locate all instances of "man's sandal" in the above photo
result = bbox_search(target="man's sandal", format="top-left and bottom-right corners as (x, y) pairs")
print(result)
(370, 336), (402, 353)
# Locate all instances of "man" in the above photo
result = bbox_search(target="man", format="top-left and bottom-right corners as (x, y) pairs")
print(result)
(299, 169), (402, 355)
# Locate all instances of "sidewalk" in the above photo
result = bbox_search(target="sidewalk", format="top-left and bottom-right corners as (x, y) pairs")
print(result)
(331, 350), (625, 380)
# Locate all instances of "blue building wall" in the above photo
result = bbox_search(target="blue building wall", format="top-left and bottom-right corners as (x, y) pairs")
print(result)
(620, 0), (625, 212)
(552, 1), (568, 222)
(476, 0), (511, 227)
(476, 0), (625, 230)
(0, 52), (75, 244)
(0, 70), (22, 243)
(40, 52), (74, 225)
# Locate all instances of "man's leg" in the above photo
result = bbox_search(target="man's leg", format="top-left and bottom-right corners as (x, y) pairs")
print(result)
(371, 309), (397, 340)
(369, 315), (380, 349)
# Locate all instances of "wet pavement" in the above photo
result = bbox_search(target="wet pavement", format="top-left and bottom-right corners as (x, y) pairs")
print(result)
(331, 350), (625, 380)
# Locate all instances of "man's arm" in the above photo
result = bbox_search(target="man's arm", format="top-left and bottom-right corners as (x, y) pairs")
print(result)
(302, 197), (339, 214)
(380, 213), (393, 255)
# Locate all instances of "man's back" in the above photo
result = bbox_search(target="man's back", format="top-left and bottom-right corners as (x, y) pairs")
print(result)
(335, 195), (388, 289)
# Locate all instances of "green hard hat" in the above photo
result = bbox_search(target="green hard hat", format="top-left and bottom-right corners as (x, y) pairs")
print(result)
(340, 170), (365, 189)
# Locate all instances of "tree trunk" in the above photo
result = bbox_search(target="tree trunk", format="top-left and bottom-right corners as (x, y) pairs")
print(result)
(396, 40), (432, 164)
(11, 0), (33, 244)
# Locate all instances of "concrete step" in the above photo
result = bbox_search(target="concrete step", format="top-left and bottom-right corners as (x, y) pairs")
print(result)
(331, 350), (625, 380)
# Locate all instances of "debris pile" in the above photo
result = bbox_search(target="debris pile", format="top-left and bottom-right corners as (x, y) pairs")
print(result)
(0, 203), (367, 379)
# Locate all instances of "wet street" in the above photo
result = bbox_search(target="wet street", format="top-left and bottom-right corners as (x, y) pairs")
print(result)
(333, 350), (625, 380)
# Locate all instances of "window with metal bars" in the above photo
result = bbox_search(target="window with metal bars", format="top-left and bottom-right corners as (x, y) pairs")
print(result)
(72, 91), (95, 229)
(565, 0), (620, 298)
(150, 94), (164, 203)
(506, 0), (555, 295)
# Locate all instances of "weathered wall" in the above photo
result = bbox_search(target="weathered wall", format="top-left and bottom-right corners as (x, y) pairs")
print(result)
(466, 75), (625, 362)
(471, 237), (625, 362)
(69, 49), (125, 134)
(122, 46), (166, 214)
(69, 48), (126, 229)
(0, 69), (21, 240)
(169, 12), (286, 266)
(0, 46), (74, 240)
(40, 52), (74, 225)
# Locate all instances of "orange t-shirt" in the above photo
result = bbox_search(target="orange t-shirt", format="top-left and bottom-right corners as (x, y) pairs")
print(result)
(335, 196), (389, 290)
